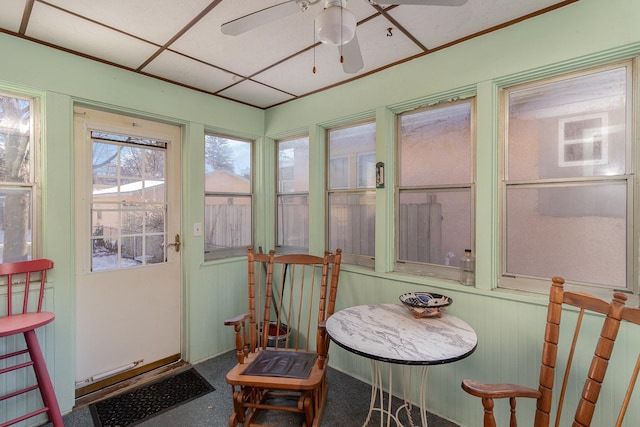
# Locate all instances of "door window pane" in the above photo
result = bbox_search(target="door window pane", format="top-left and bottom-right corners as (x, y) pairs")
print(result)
(91, 135), (167, 271)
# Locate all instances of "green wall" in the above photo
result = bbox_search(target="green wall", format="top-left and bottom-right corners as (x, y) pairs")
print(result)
(264, 0), (640, 425)
(0, 31), (265, 419)
(0, 0), (639, 426)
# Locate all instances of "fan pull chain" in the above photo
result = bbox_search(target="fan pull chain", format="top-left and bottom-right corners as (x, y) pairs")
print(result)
(313, 17), (317, 73)
(339, 3), (344, 64)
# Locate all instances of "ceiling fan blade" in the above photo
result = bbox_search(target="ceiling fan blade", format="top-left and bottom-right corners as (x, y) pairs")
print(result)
(371, 0), (468, 5)
(221, 1), (300, 36)
(341, 34), (364, 74)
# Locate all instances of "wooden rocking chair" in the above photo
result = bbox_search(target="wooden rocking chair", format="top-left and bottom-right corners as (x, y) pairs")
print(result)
(462, 276), (640, 426)
(225, 247), (342, 427)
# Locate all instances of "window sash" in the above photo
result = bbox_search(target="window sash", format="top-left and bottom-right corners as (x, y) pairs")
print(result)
(500, 61), (633, 294)
(204, 133), (253, 260)
(276, 136), (309, 253)
(327, 121), (376, 265)
(0, 91), (37, 262)
(395, 99), (474, 277)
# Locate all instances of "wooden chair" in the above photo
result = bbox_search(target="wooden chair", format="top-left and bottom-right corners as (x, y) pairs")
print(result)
(225, 247), (342, 427)
(461, 277), (638, 427)
(0, 259), (63, 427)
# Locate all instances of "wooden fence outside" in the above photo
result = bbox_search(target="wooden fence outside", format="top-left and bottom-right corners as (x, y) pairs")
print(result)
(205, 202), (442, 262)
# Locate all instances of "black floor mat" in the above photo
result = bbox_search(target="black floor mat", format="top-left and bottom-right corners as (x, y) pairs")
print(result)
(90, 368), (215, 427)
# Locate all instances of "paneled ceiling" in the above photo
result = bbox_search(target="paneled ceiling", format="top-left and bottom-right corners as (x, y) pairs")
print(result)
(0, 0), (577, 109)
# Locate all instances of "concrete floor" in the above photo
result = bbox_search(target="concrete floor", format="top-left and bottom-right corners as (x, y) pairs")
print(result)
(57, 350), (460, 426)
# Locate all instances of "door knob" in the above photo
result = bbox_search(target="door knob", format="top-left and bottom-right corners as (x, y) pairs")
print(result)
(166, 234), (181, 252)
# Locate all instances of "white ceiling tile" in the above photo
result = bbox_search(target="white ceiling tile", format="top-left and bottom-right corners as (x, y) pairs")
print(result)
(0, 0), (578, 108)
(171, 2), (321, 77)
(253, 14), (422, 97)
(170, 0), (381, 78)
(388, 0), (567, 49)
(42, 0), (214, 45)
(0, 0), (28, 32)
(142, 50), (237, 94)
(26, 2), (158, 69)
(355, 16), (423, 69)
(218, 79), (295, 109)
(253, 45), (352, 97)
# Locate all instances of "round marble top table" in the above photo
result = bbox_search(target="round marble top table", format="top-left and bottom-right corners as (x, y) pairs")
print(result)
(326, 303), (477, 364)
(326, 303), (478, 427)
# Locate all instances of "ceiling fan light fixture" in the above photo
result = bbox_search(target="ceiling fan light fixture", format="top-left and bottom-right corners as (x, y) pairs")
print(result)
(315, 5), (356, 46)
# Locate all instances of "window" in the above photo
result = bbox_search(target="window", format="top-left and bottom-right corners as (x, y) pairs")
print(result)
(91, 133), (167, 271)
(501, 63), (631, 293)
(327, 121), (376, 266)
(0, 92), (37, 263)
(396, 100), (474, 280)
(277, 136), (309, 253)
(204, 134), (252, 259)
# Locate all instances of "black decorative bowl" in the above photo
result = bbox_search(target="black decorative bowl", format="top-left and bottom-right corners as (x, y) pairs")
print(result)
(399, 292), (452, 318)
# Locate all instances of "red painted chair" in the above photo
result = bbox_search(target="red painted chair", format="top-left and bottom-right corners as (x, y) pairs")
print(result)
(0, 259), (63, 427)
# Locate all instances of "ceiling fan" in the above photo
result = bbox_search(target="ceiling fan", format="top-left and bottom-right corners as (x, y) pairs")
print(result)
(221, 0), (468, 74)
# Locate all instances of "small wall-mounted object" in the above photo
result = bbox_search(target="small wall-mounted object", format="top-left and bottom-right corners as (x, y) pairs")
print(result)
(376, 162), (384, 188)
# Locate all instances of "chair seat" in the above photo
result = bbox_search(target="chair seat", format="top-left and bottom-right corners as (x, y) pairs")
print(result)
(0, 312), (55, 336)
(226, 350), (326, 390)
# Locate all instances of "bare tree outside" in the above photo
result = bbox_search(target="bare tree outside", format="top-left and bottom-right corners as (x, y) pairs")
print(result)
(204, 135), (235, 173)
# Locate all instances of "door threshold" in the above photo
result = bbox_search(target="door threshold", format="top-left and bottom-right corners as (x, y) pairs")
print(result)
(74, 358), (190, 409)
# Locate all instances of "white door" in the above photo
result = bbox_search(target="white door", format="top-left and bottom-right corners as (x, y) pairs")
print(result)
(73, 107), (182, 392)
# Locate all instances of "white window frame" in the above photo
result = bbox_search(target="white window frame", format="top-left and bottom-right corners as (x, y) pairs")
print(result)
(0, 90), (40, 262)
(327, 120), (376, 268)
(394, 98), (475, 281)
(499, 61), (635, 298)
(276, 135), (309, 254)
(203, 132), (253, 260)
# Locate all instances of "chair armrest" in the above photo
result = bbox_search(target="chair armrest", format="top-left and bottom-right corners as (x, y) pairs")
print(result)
(224, 313), (250, 326)
(462, 379), (541, 427)
(224, 313), (250, 363)
(461, 379), (541, 399)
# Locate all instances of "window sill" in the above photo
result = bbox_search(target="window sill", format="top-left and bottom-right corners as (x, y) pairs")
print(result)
(338, 267), (640, 310)
(498, 281), (640, 309)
